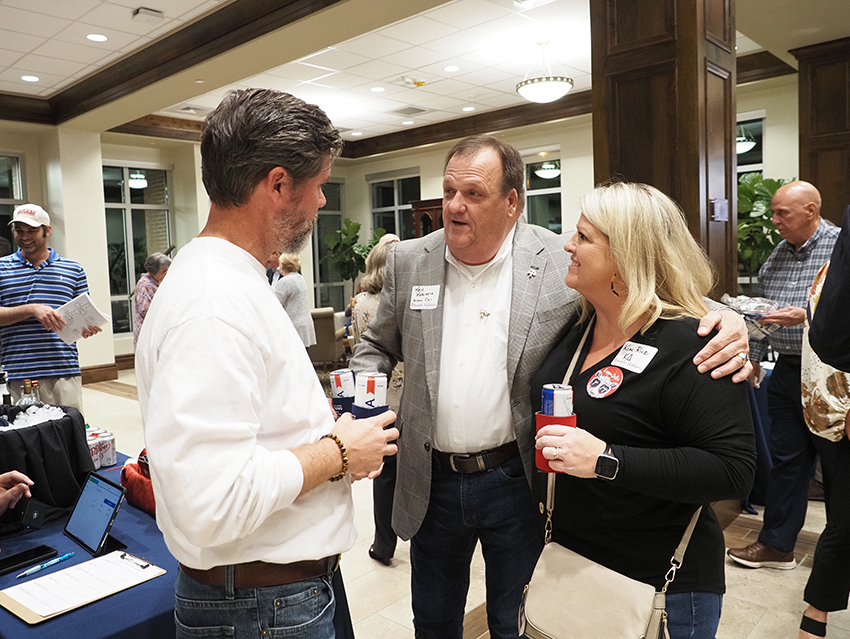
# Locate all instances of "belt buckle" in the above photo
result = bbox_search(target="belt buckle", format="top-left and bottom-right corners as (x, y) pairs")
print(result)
(449, 453), (486, 472)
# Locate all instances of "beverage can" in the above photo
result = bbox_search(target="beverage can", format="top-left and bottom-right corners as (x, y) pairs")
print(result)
(98, 433), (117, 467)
(87, 434), (101, 470)
(354, 372), (388, 409)
(541, 384), (573, 416)
(330, 369), (356, 398)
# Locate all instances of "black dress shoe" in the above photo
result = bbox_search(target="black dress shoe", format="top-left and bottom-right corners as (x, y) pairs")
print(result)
(368, 546), (391, 566)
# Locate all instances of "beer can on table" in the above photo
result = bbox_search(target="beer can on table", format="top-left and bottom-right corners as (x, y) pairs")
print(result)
(541, 384), (573, 416)
(354, 372), (388, 409)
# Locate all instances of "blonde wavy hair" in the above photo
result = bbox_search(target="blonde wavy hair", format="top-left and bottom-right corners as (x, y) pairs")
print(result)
(360, 234), (400, 294)
(578, 182), (715, 332)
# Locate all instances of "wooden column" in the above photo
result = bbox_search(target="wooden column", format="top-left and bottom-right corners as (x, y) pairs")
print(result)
(590, 0), (738, 295)
(791, 37), (850, 224)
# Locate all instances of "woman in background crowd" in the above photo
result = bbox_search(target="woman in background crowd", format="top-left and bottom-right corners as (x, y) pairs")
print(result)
(274, 252), (316, 348)
(133, 252), (171, 348)
(351, 233), (402, 566)
(532, 183), (755, 639)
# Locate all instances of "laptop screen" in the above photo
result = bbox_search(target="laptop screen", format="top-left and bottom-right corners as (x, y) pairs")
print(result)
(64, 472), (126, 555)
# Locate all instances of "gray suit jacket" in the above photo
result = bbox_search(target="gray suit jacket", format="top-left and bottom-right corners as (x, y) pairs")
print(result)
(350, 222), (581, 540)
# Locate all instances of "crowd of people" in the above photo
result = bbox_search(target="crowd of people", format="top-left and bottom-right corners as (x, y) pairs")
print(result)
(2, 86), (848, 639)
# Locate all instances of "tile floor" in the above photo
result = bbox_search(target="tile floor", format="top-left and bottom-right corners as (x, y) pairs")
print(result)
(83, 370), (850, 639)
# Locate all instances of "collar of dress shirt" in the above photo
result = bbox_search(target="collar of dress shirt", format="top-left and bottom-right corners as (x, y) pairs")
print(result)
(444, 224), (517, 280)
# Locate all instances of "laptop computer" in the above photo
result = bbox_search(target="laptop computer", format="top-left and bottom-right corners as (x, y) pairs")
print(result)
(63, 472), (127, 556)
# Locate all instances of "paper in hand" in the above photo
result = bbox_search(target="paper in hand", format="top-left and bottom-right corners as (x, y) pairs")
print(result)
(55, 294), (110, 344)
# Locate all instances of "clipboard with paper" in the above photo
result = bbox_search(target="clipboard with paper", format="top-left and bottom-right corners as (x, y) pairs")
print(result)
(0, 551), (165, 625)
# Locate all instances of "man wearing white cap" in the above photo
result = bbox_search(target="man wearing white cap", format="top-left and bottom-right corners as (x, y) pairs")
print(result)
(0, 204), (101, 410)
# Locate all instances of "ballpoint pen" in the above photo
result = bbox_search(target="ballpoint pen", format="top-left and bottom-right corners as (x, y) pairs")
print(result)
(16, 552), (74, 578)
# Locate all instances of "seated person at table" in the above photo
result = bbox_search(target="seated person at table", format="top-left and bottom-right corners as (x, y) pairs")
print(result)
(532, 182), (756, 639)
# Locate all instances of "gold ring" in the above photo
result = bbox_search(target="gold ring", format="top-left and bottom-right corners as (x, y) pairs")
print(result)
(737, 352), (749, 365)
(553, 447), (560, 460)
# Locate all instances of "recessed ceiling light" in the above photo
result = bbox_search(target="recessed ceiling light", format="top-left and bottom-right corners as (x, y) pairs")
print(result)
(462, 106), (476, 112)
(370, 86), (385, 93)
(444, 65), (460, 73)
(21, 75), (39, 83)
(351, 131), (363, 137)
(195, 79), (204, 84)
(87, 33), (108, 42)
(402, 120), (414, 125)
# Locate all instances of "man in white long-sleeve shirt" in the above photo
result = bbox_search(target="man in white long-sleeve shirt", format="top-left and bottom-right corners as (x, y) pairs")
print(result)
(135, 88), (398, 639)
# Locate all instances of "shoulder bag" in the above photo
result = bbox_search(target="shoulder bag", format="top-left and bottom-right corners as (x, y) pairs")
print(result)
(519, 320), (702, 639)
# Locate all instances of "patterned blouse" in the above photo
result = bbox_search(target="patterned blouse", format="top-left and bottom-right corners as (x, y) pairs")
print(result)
(133, 272), (159, 348)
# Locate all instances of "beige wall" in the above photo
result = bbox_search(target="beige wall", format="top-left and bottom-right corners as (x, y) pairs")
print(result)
(737, 75), (799, 181)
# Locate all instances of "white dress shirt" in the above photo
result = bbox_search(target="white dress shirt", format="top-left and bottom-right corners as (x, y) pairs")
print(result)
(434, 226), (516, 453)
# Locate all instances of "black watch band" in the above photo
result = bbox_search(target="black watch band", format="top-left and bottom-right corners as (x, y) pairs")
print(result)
(595, 445), (619, 480)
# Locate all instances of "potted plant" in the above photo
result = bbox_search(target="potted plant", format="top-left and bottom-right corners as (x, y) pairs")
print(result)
(322, 218), (385, 293)
(737, 172), (789, 288)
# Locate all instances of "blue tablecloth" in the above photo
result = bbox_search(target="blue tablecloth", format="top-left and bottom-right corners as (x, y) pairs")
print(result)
(0, 458), (178, 639)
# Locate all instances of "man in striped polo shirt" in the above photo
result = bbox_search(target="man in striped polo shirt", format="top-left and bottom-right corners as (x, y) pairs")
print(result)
(0, 204), (101, 411)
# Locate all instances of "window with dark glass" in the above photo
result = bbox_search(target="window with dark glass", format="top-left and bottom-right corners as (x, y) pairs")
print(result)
(370, 176), (420, 241)
(525, 159), (562, 234)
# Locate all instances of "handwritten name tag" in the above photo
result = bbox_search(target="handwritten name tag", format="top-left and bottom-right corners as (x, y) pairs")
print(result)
(410, 285), (440, 310)
(611, 341), (658, 373)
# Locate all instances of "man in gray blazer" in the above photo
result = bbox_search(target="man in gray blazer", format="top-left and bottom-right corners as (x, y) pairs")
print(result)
(351, 135), (750, 639)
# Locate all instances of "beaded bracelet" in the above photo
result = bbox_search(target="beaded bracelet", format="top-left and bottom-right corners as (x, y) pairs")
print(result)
(323, 433), (348, 482)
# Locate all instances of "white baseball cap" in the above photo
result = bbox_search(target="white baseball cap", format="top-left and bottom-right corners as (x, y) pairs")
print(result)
(10, 204), (50, 228)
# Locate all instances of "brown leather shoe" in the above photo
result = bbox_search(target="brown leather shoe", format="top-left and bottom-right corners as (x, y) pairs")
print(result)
(727, 541), (796, 569)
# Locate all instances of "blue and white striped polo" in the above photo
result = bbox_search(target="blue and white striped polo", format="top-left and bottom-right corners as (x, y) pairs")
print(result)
(0, 248), (89, 381)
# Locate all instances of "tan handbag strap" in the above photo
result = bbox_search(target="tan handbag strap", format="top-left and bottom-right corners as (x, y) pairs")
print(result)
(543, 315), (702, 590)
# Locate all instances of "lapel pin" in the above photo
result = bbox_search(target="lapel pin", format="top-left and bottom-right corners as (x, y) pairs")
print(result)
(527, 269), (537, 279)
(479, 309), (490, 319)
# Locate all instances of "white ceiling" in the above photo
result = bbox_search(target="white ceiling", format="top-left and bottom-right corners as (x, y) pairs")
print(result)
(157, 0), (595, 140)
(1, 0), (848, 142)
(0, 0), (230, 96)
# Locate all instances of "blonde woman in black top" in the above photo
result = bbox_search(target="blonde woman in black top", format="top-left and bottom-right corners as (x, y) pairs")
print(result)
(532, 182), (756, 639)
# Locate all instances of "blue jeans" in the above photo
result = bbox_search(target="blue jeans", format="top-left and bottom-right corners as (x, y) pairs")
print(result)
(174, 566), (335, 638)
(665, 592), (722, 639)
(760, 356), (837, 552)
(410, 452), (543, 639)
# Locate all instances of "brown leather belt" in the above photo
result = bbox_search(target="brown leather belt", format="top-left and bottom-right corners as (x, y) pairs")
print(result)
(179, 555), (339, 588)
(434, 440), (520, 474)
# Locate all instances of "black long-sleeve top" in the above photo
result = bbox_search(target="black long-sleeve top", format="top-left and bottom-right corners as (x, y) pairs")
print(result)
(809, 205), (850, 372)
(530, 316), (756, 594)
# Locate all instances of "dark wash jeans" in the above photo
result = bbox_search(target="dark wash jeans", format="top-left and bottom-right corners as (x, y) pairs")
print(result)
(174, 566), (334, 638)
(410, 452), (543, 639)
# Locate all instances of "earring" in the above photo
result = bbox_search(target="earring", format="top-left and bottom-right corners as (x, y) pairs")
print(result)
(610, 273), (620, 297)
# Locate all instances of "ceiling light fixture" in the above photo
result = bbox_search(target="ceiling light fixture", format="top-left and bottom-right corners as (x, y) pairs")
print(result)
(516, 41), (573, 104)
(87, 34), (108, 42)
(21, 75), (39, 83)
(444, 65), (460, 73)
(371, 86), (385, 93)
(128, 172), (148, 189)
(534, 161), (561, 180)
(462, 106), (475, 112)
(402, 120), (415, 125)
(736, 125), (756, 154)
(351, 131), (363, 137)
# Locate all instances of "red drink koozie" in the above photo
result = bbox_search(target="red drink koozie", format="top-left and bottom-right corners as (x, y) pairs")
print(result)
(535, 412), (577, 472)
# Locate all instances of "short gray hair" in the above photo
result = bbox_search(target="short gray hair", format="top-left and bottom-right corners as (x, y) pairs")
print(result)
(201, 89), (344, 208)
(144, 252), (171, 275)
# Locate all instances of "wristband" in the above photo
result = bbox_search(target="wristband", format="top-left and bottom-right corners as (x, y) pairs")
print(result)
(323, 433), (348, 482)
